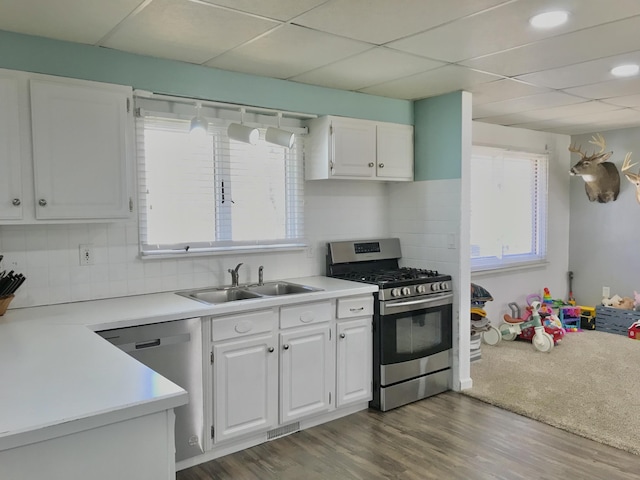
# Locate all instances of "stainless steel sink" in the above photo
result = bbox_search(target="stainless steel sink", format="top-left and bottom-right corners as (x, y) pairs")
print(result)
(177, 287), (262, 304)
(245, 281), (321, 296)
(176, 281), (323, 305)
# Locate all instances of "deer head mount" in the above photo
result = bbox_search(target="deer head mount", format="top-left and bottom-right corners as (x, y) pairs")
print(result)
(622, 152), (640, 204)
(569, 133), (620, 203)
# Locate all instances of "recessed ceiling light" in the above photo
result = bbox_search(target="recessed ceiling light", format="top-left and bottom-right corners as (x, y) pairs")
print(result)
(529, 11), (569, 29)
(611, 64), (640, 77)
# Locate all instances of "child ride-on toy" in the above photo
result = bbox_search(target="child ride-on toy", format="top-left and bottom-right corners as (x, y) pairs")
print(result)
(482, 301), (555, 353)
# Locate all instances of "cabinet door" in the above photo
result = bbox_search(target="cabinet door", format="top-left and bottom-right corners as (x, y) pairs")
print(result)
(330, 118), (376, 178)
(30, 78), (132, 219)
(280, 325), (333, 423)
(376, 123), (414, 181)
(213, 334), (278, 443)
(336, 317), (372, 407)
(0, 75), (23, 220)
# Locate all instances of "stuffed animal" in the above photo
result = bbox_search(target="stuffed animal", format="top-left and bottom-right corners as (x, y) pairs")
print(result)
(602, 294), (621, 307)
(614, 296), (635, 310)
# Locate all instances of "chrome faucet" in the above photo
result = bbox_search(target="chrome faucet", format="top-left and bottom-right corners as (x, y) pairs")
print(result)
(258, 265), (264, 286)
(227, 263), (243, 287)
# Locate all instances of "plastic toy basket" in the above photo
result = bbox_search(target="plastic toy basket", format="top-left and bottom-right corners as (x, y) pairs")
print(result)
(595, 305), (640, 336)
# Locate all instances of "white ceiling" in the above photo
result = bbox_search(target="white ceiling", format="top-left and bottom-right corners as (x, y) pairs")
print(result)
(4, 0), (640, 135)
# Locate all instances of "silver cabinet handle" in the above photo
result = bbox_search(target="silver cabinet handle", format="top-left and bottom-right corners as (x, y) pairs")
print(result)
(38, 199), (47, 207)
(283, 344), (290, 350)
(339, 333), (346, 339)
(368, 162), (374, 167)
(12, 198), (20, 206)
(378, 163), (384, 168)
(268, 347), (274, 353)
(349, 307), (364, 312)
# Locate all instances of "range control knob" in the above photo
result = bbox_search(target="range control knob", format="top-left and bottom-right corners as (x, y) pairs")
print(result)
(416, 285), (426, 294)
(401, 287), (411, 296)
(440, 282), (449, 290)
(431, 283), (440, 292)
(391, 288), (401, 297)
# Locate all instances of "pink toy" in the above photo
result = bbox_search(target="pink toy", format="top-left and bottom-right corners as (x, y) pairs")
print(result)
(634, 291), (640, 311)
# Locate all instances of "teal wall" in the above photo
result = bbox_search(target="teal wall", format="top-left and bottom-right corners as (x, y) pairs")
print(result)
(414, 91), (463, 181)
(0, 30), (412, 124)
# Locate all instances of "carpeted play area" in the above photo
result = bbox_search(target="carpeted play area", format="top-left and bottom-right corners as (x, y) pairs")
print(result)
(463, 330), (640, 456)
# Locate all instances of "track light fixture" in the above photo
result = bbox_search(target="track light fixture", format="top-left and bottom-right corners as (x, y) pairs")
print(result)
(189, 102), (208, 138)
(227, 108), (259, 145)
(266, 113), (295, 148)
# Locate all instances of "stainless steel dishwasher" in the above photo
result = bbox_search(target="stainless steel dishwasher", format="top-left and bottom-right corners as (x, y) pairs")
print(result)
(97, 318), (204, 462)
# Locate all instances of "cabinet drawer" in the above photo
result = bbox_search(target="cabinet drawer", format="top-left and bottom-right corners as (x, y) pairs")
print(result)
(211, 309), (276, 342)
(337, 296), (374, 319)
(280, 301), (332, 329)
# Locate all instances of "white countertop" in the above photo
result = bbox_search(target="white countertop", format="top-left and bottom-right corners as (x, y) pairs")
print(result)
(0, 276), (376, 451)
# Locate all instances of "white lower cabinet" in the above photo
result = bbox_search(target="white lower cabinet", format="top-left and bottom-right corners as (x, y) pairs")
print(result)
(280, 324), (333, 423)
(336, 317), (372, 407)
(336, 295), (374, 408)
(210, 309), (278, 444)
(213, 333), (278, 443)
(207, 295), (372, 455)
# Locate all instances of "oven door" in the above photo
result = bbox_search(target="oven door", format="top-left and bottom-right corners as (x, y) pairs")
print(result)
(378, 292), (453, 366)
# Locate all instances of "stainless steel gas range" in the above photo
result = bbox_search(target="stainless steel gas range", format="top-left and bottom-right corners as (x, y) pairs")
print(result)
(326, 238), (453, 411)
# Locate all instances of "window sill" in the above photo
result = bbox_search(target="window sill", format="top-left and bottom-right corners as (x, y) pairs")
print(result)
(140, 243), (308, 260)
(471, 260), (549, 278)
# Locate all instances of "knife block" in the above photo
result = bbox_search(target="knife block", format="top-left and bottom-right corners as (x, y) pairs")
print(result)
(0, 295), (14, 316)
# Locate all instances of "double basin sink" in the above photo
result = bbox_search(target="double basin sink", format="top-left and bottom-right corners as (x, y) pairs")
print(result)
(177, 281), (323, 305)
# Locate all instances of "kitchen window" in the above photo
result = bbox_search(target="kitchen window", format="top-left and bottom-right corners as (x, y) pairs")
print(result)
(135, 95), (306, 256)
(470, 146), (548, 271)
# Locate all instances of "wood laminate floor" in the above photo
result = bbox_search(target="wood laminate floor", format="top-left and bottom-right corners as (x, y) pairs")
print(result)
(177, 392), (640, 480)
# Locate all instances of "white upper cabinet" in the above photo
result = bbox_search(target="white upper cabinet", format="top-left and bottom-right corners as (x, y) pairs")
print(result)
(0, 72), (24, 220)
(376, 122), (414, 180)
(30, 78), (133, 220)
(305, 115), (413, 181)
(0, 69), (134, 224)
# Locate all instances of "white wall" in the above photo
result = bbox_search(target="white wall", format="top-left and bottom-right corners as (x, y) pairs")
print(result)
(569, 127), (640, 306)
(0, 181), (389, 309)
(471, 122), (572, 324)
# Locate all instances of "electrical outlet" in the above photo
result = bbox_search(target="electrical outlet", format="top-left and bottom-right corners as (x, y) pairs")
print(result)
(306, 245), (315, 258)
(79, 244), (94, 266)
(602, 286), (610, 298)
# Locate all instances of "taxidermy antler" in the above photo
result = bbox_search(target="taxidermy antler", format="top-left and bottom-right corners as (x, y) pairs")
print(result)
(568, 133), (620, 203)
(621, 152), (640, 204)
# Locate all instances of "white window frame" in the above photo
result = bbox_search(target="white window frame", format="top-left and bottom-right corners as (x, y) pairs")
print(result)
(470, 145), (548, 272)
(135, 94), (309, 257)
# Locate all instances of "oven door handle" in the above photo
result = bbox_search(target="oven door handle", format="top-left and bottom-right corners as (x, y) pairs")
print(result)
(384, 292), (453, 310)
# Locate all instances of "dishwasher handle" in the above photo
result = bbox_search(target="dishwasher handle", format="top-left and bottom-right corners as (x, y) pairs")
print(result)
(135, 339), (161, 350)
(114, 332), (191, 354)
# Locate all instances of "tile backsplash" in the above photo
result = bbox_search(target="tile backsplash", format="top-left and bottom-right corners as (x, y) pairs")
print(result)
(1, 180), (391, 309)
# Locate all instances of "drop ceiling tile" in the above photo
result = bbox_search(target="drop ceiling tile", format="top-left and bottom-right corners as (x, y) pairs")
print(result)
(471, 79), (552, 106)
(206, 25), (371, 79)
(462, 15), (640, 77)
(565, 77), (640, 100)
(293, 0), (508, 45)
(515, 108), (640, 134)
(477, 101), (620, 125)
(388, 0), (640, 63)
(289, 47), (444, 91)
(103, 0), (279, 64)
(473, 92), (584, 118)
(516, 50), (640, 89)
(198, 0), (328, 21)
(0, 0), (142, 44)
(359, 65), (501, 100)
(603, 94), (640, 107)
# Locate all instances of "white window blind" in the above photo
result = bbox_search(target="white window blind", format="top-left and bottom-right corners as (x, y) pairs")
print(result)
(470, 146), (548, 271)
(136, 102), (305, 256)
